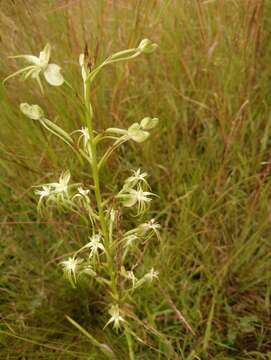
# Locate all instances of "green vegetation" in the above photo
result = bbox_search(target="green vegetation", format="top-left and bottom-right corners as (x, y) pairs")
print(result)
(0, 1), (270, 359)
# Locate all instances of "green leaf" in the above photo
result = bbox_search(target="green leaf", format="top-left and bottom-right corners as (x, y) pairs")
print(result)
(66, 315), (115, 358)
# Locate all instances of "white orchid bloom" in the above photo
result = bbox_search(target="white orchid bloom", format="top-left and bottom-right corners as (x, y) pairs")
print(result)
(117, 187), (154, 214)
(130, 268), (159, 290)
(35, 185), (51, 199)
(72, 186), (90, 202)
(138, 219), (161, 238)
(122, 219), (160, 248)
(121, 267), (138, 288)
(50, 170), (71, 194)
(85, 234), (105, 257)
(78, 187), (90, 196)
(34, 185), (52, 213)
(4, 43), (64, 92)
(61, 257), (83, 288)
(104, 304), (125, 331)
(124, 169), (149, 189)
(73, 127), (90, 149)
(34, 171), (73, 212)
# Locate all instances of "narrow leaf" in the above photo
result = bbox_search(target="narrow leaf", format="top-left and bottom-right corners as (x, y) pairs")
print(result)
(66, 315), (115, 358)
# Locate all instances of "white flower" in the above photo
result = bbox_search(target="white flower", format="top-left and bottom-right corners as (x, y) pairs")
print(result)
(61, 257), (83, 288)
(144, 268), (159, 282)
(118, 187), (154, 214)
(50, 170), (71, 194)
(124, 169), (149, 189)
(78, 187), (90, 196)
(85, 234), (105, 257)
(73, 127), (90, 149)
(138, 219), (161, 237)
(72, 186), (90, 202)
(104, 304), (125, 331)
(121, 267), (137, 288)
(34, 171), (73, 212)
(35, 185), (51, 199)
(34, 185), (53, 213)
(4, 43), (64, 91)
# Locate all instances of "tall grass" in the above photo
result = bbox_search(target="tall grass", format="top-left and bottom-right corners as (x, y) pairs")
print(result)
(1, 1), (270, 358)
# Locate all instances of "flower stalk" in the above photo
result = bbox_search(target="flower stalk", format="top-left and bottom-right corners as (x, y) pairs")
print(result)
(83, 64), (119, 301)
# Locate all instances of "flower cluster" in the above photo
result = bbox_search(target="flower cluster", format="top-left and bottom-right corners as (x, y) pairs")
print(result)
(34, 170), (91, 215)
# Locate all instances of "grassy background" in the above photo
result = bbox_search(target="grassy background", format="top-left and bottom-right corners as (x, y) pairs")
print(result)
(0, 0), (271, 358)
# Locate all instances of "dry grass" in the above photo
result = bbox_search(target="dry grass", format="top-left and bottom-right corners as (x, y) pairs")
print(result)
(0, 1), (270, 359)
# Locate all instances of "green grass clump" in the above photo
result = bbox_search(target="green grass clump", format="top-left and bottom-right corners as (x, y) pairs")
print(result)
(0, 1), (270, 359)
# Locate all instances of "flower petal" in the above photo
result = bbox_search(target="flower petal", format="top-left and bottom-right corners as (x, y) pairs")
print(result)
(43, 63), (64, 86)
(122, 195), (137, 207)
(39, 43), (51, 67)
(11, 54), (41, 65)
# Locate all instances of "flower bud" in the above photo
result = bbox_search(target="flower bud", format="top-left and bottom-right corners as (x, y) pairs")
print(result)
(20, 103), (44, 120)
(79, 53), (90, 82)
(140, 117), (159, 130)
(138, 39), (158, 54)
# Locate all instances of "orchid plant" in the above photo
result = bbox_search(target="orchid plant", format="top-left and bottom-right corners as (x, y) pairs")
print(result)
(4, 39), (161, 357)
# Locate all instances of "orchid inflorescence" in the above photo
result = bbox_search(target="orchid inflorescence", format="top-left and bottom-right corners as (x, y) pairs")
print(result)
(5, 38), (161, 353)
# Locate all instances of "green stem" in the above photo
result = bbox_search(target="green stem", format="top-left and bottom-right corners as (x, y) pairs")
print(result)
(84, 83), (107, 240)
(84, 79), (118, 300)
(125, 327), (135, 360)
